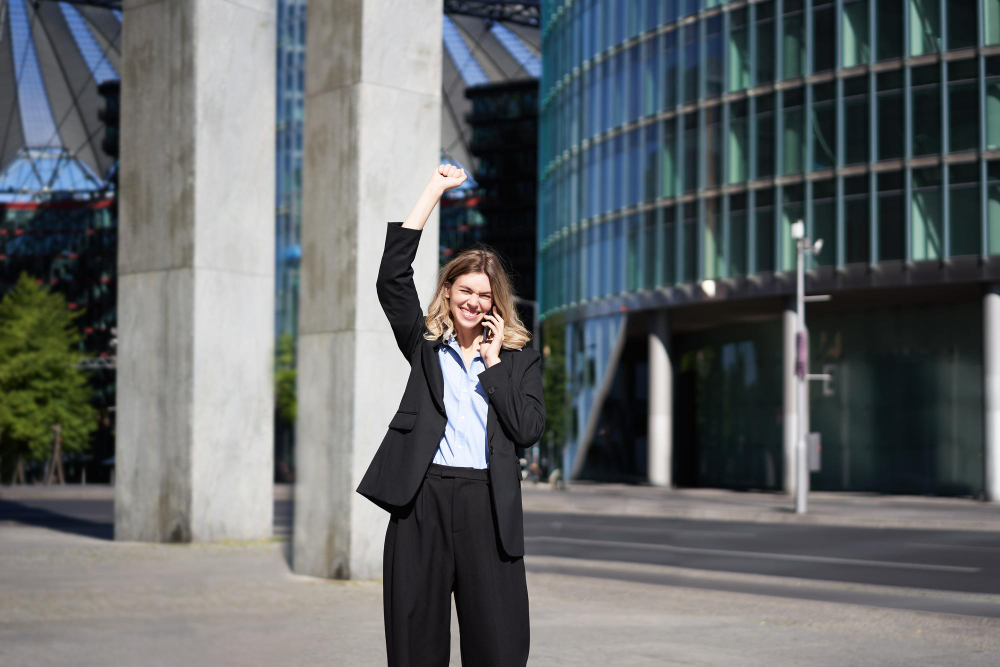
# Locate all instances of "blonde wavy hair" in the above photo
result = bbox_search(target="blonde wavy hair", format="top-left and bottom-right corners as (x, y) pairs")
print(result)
(423, 245), (531, 349)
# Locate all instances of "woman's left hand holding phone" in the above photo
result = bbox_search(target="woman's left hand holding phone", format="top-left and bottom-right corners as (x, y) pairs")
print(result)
(479, 307), (504, 368)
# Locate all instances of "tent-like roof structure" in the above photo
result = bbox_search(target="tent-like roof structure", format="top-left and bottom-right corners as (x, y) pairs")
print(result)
(0, 1), (539, 198)
(441, 12), (539, 176)
(0, 0), (121, 200)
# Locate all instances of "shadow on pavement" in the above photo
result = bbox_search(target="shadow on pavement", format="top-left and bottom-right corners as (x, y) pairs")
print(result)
(0, 498), (113, 540)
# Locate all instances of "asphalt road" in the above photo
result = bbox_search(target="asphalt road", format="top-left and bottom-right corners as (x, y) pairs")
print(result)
(3, 497), (999, 618)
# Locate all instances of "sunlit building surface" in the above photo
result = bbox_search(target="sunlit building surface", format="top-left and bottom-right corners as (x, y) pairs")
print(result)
(539, 0), (1000, 496)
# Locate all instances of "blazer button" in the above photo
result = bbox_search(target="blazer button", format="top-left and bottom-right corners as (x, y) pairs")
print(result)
(488, 387), (495, 395)
(489, 445), (494, 455)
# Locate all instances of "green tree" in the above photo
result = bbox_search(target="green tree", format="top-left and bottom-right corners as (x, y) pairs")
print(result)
(0, 273), (96, 480)
(274, 332), (297, 426)
(541, 320), (568, 470)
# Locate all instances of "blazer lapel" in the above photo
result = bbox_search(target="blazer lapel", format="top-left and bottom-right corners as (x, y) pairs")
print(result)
(486, 348), (511, 443)
(421, 336), (446, 415)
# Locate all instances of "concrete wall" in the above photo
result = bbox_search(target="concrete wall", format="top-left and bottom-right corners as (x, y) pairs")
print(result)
(115, 0), (276, 542)
(293, 0), (442, 579)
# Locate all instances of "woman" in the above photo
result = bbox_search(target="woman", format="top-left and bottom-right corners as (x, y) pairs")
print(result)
(356, 163), (545, 667)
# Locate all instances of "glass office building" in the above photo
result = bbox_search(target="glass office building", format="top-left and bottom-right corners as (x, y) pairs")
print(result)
(539, 0), (1000, 497)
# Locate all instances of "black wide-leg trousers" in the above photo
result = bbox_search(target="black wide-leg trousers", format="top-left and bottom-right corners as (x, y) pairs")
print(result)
(383, 463), (530, 667)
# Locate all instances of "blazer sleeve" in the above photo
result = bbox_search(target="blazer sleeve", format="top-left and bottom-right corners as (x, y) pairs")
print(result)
(376, 222), (426, 361)
(478, 347), (546, 448)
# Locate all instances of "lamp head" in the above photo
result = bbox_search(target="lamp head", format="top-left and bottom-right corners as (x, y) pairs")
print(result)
(791, 220), (805, 240)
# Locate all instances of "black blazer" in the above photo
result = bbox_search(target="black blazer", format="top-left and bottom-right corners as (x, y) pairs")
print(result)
(356, 222), (545, 558)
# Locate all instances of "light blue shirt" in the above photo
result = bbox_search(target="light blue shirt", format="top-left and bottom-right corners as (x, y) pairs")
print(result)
(432, 333), (490, 469)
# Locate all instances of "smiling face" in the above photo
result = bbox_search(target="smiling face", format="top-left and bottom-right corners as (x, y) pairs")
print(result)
(445, 271), (493, 335)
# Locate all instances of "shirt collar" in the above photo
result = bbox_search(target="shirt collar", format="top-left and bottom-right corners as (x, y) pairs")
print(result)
(442, 332), (481, 360)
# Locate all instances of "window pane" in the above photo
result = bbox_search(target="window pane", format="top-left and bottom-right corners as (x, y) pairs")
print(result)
(704, 198), (722, 279)
(644, 123), (659, 202)
(756, 189), (776, 271)
(989, 81), (1000, 150)
(911, 66), (941, 156)
(989, 0), (1000, 45)
(683, 112), (698, 192)
(664, 31), (678, 108)
(912, 167), (943, 261)
(683, 24), (699, 104)
(948, 1), (977, 50)
(613, 134), (625, 209)
(950, 80), (979, 152)
(877, 0), (903, 60)
(949, 164), (980, 257)
(783, 12), (804, 78)
(909, 0), (941, 56)
(756, 94), (775, 177)
(755, 3), (775, 83)
(728, 9), (750, 92)
(682, 204), (697, 282)
(662, 206), (676, 283)
(843, 0), (870, 67)
(614, 51), (627, 126)
(706, 107), (722, 187)
(878, 171), (905, 260)
(812, 190), (836, 267)
(662, 120), (676, 197)
(877, 72), (903, 160)
(643, 210), (658, 288)
(989, 163), (1000, 254)
(626, 213), (641, 290)
(646, 0), (660, 31)
(812, 84), (836, 170)
(629, 44), (641, 122)
(643, 38), (660, 116)
(707, 15), (723, 97)
(601, 140), (612, 214)
(729, 102), (748, 183)
(844, 79), (870, 164)
(628, 127), (641, 206)
(844, 176), (870, 263)
(730, 194), (748, 276)
(783, 88), (804, 174)
(813, 6), (835, 73)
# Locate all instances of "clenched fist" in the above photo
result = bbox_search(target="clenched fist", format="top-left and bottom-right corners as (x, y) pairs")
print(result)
(429, 163), (467, 195)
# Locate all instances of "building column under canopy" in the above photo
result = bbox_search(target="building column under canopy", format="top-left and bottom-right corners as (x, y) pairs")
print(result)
(293, 0), (443, 579)
(115, 0), (277, 542)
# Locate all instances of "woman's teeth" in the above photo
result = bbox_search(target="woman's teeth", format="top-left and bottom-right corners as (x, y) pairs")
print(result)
(461, 308), (478, 320)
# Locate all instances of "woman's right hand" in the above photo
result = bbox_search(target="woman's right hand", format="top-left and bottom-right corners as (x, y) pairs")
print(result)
(429, 164), (467, 196)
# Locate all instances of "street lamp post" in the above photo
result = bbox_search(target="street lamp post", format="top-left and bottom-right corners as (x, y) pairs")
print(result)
(791, 220), (824, 514)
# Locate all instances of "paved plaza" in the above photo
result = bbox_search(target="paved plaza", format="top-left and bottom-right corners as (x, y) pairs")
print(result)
(2, 485), (999, 665)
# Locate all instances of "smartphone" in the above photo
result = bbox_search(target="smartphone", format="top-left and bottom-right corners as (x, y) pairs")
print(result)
(482, 306), (499, 343)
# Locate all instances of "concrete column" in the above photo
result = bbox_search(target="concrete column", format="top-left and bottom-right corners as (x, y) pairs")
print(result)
(985, 285), (1000, 502)
(294, 1), (442, 579)
(648, 310), (672, 487)
(116, 0), (276, 542)
(782, 300), (797, 496)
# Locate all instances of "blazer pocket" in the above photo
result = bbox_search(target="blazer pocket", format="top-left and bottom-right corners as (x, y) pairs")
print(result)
(388, 410), (417, 432)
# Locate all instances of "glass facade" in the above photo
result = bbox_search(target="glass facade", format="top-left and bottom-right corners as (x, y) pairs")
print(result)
(541, 0), (1000, 495)
(539, 0), (1000, 316)
(274, 0), (306, 340)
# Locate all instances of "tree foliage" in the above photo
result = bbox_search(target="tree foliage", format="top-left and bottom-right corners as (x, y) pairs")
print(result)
(0, 273), (96, 464)
(541, 320), (568, 460)
(274, 332), (297, 426)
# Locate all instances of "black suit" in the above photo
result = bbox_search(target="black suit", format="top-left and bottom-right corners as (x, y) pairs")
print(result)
(357, 222), (541, 667)
(356, 221), (545, 559)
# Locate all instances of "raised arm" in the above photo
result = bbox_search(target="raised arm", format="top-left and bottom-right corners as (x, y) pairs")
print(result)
(376, 165), (467, 360)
